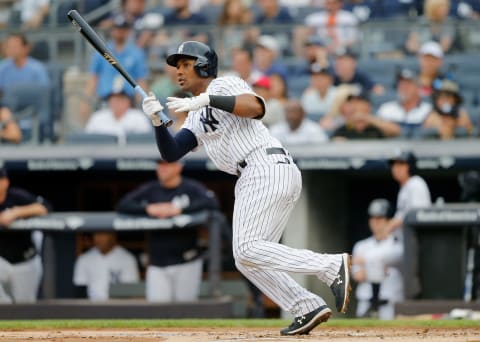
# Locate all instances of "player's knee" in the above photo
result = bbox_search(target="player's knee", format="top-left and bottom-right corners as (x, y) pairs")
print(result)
(233, 241), (262, 266)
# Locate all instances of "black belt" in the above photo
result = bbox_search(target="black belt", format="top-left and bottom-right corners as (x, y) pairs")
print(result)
(238, 147), (288, 171)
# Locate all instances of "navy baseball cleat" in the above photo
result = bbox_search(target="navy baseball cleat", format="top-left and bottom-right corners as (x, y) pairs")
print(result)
(280, 305), (332, 336)
(330, 253), (352, 313)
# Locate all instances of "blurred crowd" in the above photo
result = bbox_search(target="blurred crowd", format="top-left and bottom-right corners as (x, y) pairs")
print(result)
(0, 0), (479, 144)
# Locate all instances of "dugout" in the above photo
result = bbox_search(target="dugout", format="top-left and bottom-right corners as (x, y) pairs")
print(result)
(1, 140), (480, 317)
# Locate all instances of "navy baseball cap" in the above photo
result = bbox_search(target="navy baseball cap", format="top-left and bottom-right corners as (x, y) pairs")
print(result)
(112, 14), (133, 28)
(368, 199), (391, 217)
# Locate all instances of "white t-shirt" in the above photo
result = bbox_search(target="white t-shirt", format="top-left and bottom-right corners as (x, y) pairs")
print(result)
(352, 235), (404, 303)
(301, 86), (337, 121)
(73, 246), (140, 301)
(377, 100), (432, 125)
(270, 118), (329, 145)
(85, 108), (152, 138)
(304, 10), (358, 47)
(395, 175), (432, 221)
(182, 76), (282, 175)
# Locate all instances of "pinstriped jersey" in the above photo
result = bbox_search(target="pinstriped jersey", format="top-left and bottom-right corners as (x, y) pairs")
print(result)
(182, 76), (283, 175)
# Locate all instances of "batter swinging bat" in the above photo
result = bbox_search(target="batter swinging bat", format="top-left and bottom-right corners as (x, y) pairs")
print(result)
(67, 9), (172, 127)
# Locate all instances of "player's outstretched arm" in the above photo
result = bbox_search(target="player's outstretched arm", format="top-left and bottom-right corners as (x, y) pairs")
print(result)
(142, 94), (198, 162)
(167, 93), (265, 119)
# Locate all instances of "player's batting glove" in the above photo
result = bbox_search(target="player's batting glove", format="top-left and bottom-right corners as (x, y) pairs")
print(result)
(142, 92), (164, 126)
(166, 92), (210, 112)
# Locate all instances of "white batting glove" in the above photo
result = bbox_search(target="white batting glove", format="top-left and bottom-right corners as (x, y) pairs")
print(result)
(142, 92), (164, 126)
(166, 92), (210, 113)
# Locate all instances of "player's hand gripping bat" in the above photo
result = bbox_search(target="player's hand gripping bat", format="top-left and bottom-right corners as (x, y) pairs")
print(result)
(67, 9), (172, 127)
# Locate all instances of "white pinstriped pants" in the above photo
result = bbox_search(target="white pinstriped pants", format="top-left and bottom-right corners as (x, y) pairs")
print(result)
(233, 158), (343, 316)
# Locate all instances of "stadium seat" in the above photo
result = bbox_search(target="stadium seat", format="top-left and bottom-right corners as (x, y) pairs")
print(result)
(3, 84), (53, 144)
(287, 75), (310, 99)
(65, 132), (119, 145)
(125, 133), (155, 145)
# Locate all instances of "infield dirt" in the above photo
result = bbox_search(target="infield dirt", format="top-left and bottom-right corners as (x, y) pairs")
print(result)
(0, 327), (479, 342)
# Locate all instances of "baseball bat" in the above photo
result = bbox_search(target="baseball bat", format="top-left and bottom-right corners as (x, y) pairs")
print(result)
(67, 9), (172, 127)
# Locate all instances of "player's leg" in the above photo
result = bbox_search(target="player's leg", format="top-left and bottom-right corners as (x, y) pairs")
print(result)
(172, 259), (203, 302)
(145, 265), (174, 302)
(233, 164), (343, 285)
(10, 256), (42, 303)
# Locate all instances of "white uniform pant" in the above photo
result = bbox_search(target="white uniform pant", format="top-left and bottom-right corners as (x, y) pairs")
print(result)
(356, 299), (396, 320)
(233, 161), (343, 316)
(146, 259), (203, 302)
(0, 255), (42, 303)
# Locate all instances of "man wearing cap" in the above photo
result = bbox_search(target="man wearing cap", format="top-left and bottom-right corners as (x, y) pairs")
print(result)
(270, 99), (329, 145)
(116, 159), (219, 302)
(82, 13), (148, 123)
(333, 48), (385, 95)
(385, 150), (431, 235)
(253, 35), (288, 82)
(417, 41), (446, 98)
(84, 87), (152, 142)
(423, 79), (473, 139)
(376, 68), (432, 138)
(352, 198), (404, 320)
(251, 75), (285, 127)
(0, 167), (51, 303)
(301, 63), (337, 121)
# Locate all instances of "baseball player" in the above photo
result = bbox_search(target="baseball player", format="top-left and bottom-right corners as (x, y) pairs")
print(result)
(385, 150), (432, 235)
(352, 199), (403, 320)
(141, 41), (351, 335)
(0, 167), (50, 303)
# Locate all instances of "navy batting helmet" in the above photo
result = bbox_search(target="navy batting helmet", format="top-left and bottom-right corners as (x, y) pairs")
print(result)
(166, 41), (218, 78)
(388, 150), (417, 175)
(368, 198), (392, 218)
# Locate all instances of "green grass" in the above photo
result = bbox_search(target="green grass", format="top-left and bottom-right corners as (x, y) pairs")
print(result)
(0, 319), (478, 330)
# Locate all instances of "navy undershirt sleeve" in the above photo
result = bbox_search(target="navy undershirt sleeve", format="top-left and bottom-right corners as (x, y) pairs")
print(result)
(154, 126), (198, 162)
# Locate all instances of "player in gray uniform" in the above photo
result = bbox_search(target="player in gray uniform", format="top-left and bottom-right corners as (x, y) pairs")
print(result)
(141, 41), (351, 335)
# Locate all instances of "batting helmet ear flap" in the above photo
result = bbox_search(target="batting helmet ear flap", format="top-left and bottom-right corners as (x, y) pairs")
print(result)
(194, 56), (210, 78)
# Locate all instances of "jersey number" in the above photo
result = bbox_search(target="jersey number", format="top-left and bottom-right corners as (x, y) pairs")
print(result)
(200, 107), (219, 133)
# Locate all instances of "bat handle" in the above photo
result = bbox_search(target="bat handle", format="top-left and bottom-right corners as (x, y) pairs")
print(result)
(135, 85), (173, 127)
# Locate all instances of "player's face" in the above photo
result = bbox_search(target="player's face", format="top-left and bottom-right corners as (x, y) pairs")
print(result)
(369, 216), (388, 239)
(156, 162), (183, 186)
(93, 232), (117, 254)
(174, 57), (202, 94)
(391, 161), (410, 183)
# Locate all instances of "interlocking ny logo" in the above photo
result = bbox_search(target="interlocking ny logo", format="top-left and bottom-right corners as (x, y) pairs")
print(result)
(200, 107), (219, 132)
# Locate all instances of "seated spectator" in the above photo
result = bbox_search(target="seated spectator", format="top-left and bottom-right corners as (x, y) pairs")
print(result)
(117, 159), (219, 303)
(320, 84), (356, 133)
(0, 32), (50, 96)
(73, 231), (140, 301)
(162, 0), (209, 43)
(253, 35), (288, 82)
(83, 14), (148, 124)
(269, 72), (289, 108)
(300, 35), (330, 75)
(405, 0), (460, 55)
(0, 105), (22, 144)
(376, 68), (432, 138)
(84, 88), (152, 140)
(0, 167), (50, 303)
(13, 0), (50, 29)
(417, 41), (446, 98)
(423, 79), (473, 139)
(227, 47), (262, 85)
(303, 0), (359, 53)
(332, 90), (386, 140)
(216, 0), (253, 56)
(252, 76), (285, 128)
(301, 63), (337, 121)
(270, 100), (329, 145)
(352, 199), (404, 320)
(333, 47), (385, 95)
(252, 0), (295, 54)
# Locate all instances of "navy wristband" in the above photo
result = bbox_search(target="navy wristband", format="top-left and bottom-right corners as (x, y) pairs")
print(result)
(209, 95), (236, 113)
